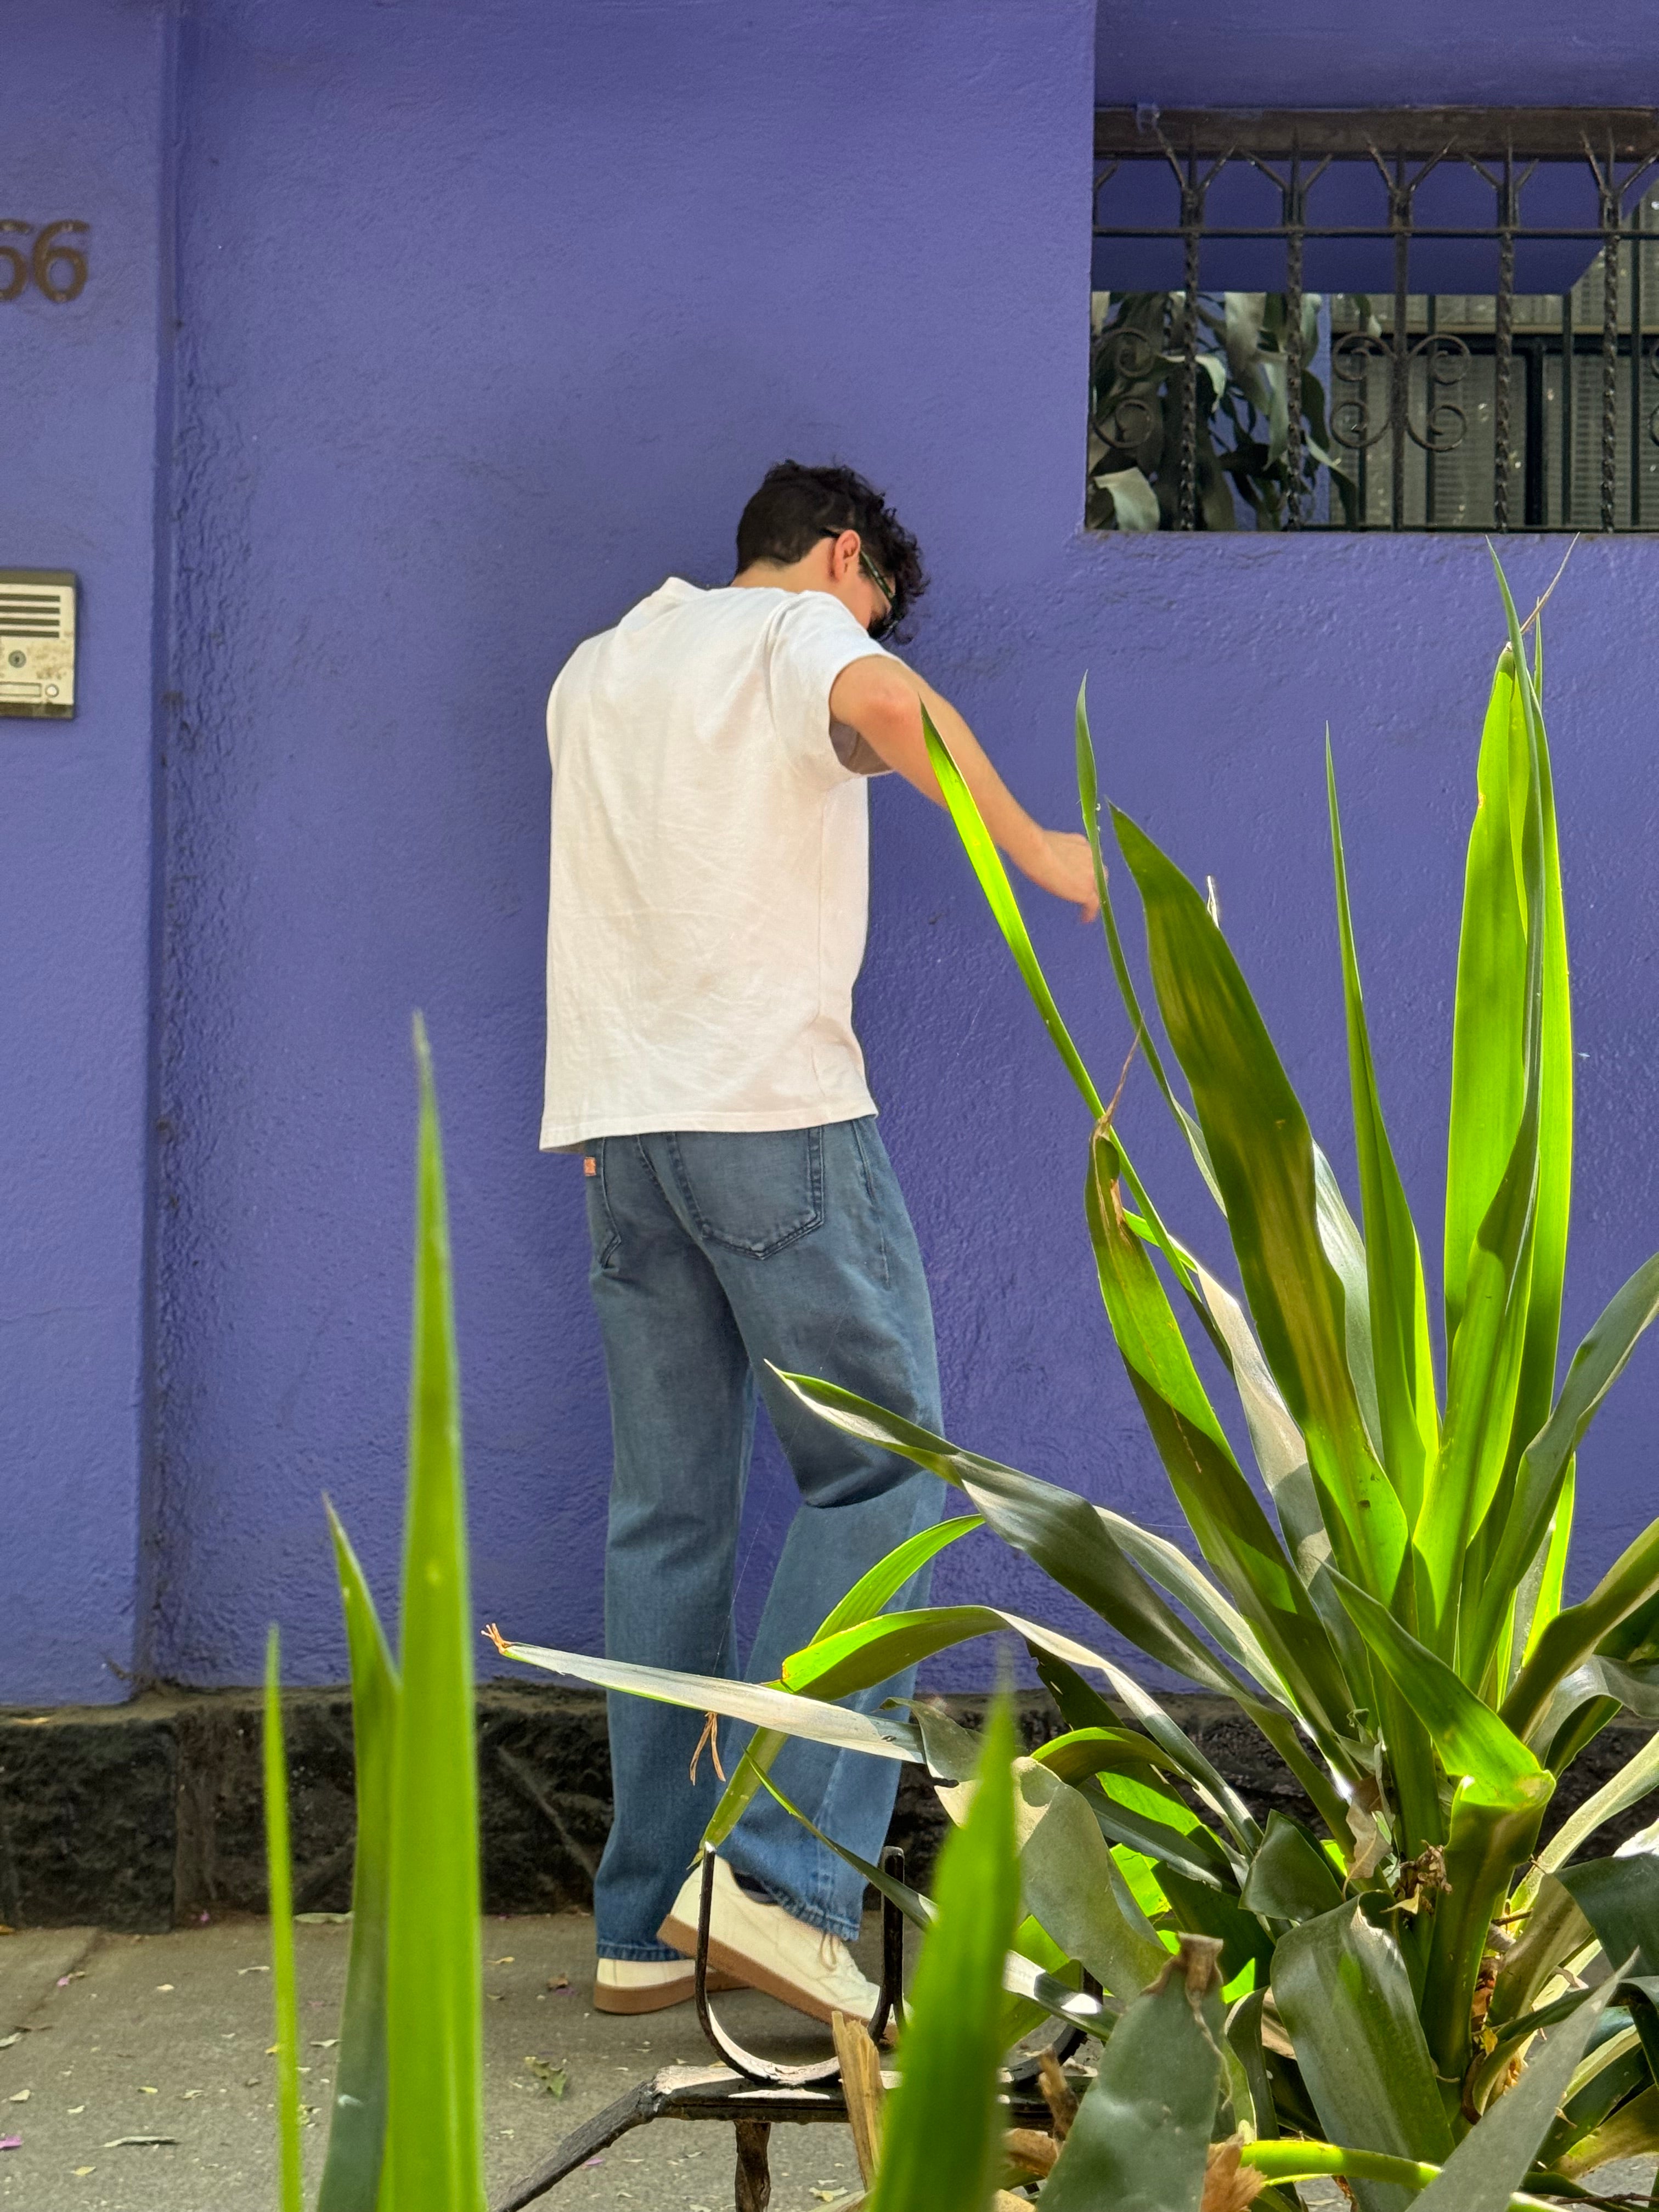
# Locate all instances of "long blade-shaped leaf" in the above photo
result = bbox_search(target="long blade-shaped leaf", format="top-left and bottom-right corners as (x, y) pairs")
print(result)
(702, 1512), (986, 1848)
(317, 1508), (399, 2212)
(493, 1637), (923, 1763)
(263, 1627), (304, 2212)
(1041, 1937), (1227, 2212)
(1505, 1511), (1659, 1741)
(1085, 1124), (1352, 1748)
(867, 1696), (1020, 2212)
(1401, 1976), (1614, 2212)
(1113, 805), (1407, 1604)
(929, 702), (1217, 1330)
(926, 703), (1101, 1115)
(1328, 740), (1437, 1520)
(382, 1023), (486, 2212)
(1444, 644), (1531, 1358)
(1500, 622), (1572, 1645)
(1470, 1252), (1659, 1685)
(1017, 1759), (1171, 1995)
(1272, 1904), (1454, 2212)
(1557, 1856), (1659, 1976)
(774, 1369), (1258, 1701)
(1426, 620), (1550, 1659)
(1077, 679), (1224, 1210)
(1334, 1572), (1549, 1807)
(1521, 1730), (1659, 1903)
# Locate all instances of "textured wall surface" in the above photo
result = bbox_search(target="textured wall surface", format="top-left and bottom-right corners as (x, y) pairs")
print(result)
(7, 1), (1659, 1702)
(0, 0), (170, 1703)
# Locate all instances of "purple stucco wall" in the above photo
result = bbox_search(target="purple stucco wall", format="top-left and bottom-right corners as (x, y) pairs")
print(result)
(4, 1), (1659, 1702)
(0, 0), (171, 1703)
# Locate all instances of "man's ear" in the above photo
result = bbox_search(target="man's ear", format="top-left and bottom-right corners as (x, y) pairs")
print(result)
(828, 529), (860, 581)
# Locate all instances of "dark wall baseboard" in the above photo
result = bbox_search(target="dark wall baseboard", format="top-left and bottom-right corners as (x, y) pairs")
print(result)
(1, 1684), (1651, 1932)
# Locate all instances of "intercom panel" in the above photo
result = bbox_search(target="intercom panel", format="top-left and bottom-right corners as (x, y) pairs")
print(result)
(0, 571), (76, 719)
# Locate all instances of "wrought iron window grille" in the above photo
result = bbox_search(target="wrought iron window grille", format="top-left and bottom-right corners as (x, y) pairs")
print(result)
(1090, 108), (1659, 532)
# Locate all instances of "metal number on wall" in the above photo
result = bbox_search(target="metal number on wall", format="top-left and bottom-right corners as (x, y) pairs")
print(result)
(0, 222), (89, 303)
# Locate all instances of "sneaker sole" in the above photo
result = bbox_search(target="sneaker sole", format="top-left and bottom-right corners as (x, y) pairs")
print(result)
(658, 1910), (878, 2032)
(592, 1966), (745, 2015)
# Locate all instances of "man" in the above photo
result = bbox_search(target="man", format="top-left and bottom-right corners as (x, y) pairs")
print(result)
(543, 460), (1096, 2024)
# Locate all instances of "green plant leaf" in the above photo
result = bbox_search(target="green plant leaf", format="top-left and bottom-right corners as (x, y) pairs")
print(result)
(317, 1506), (399, 2212)
(1421, 1787), (1556, 2091)
(1272, 1903), (1454, 2212)
(1076, 682), (1223, 1212)
(1112, 805), (1407, 1605)
(1030, 1724), (1181, 1786)
(263, 1627), (304, 2212)
(1240, 1811), (1345, 1922)
(773, 1370), (1259, 1705)
(1505, 1508), (1659, 1741)
(1242, 2140), (1568, 2207)
(380, 1022), (486, 2212)
(1085, 1125), (1353, 1752)
(1523, 1731), (1659, 1904)
(494, 1637), (924, 1764)
(814, 1513), (984, 1644)
(866, 1695), (1021, 2212)
(930, 701), (1211, 1320)
(1016, 1759), (1171, 1994)
(1487, 1874), (1591, 2038)
(1040, 1937), (1228, 2212)
(701, 1513), (988, 1849)
(1444, 644), (1531, 1364)
(1226, 1988), (1277, 2138)
(1333, 1572), (1549, 1809)
(1471, 1252), (1659, 1686)
(1557, 1856), (1659, 1976)
(1327, 739), (1437, 1522)
(926, 703), (1103, 1119)
(1092, 1508), (1284, 1693)
(1500, 620), (1572, 1673)
(1426, 613), (1550, 1662)
(1555, 2081), (1659, 2179)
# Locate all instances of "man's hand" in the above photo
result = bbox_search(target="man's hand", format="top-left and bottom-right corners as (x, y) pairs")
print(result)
(1013, 827), (1101, 922)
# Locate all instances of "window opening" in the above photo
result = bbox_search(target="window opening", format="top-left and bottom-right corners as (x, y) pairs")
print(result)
(1090, 108), (1659, 532)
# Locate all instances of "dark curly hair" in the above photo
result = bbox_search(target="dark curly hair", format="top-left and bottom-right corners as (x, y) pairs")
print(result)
(735, 460), (927, 638)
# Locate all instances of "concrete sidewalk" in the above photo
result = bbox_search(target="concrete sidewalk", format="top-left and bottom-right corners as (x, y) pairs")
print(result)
(0, 1914), (877, 2211)
(3, 1918), (1652, 2210)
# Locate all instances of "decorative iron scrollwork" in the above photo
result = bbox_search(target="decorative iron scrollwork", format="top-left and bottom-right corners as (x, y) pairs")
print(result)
(1329, 331), (1394, 450)
(1406, 332), (1472, 453)
(1094, 325), (1160, 452)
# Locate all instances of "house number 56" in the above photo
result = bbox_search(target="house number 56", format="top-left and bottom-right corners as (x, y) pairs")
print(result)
(0, 221), (89, 303)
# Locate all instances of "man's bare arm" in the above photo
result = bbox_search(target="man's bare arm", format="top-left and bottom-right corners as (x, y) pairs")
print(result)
(828, 654), (1099, 920)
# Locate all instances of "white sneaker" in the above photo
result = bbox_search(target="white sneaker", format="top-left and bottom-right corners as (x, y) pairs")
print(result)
(658, 1857), (884, 2030)
(592, 1955), (746, 2015)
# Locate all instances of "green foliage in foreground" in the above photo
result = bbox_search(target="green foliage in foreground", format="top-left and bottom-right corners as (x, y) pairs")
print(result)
(503, 563), (1659, 2204)
(263, 1021), (486, 2211)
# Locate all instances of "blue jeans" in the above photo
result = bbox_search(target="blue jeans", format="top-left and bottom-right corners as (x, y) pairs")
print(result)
(585, 1119), (943, 1957)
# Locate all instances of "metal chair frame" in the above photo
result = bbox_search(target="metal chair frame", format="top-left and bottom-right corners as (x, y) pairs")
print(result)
(492, 1846), (1092, 2211)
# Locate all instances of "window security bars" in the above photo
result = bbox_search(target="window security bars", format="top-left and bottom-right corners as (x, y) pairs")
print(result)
(1091, 109), (1659, 532)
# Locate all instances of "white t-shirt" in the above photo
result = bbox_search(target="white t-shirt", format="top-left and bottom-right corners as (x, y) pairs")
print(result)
(540, 578), (890, 1150)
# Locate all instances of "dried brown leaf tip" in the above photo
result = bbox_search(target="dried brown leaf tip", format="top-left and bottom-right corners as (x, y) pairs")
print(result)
(1201, 2137), (1265, 2210)
(482, 1622), (510, 1656)
(1037, 2046), (1079, 2141)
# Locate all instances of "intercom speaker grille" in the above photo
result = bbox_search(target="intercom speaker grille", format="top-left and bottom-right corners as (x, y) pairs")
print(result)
(0, 592), (64, 636)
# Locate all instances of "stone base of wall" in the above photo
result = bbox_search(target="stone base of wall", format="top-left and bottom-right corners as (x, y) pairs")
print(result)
(0, 1684), (1651, 1932)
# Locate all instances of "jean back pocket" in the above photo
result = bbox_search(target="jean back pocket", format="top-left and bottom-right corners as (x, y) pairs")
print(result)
(668, 1128), (825, 1258)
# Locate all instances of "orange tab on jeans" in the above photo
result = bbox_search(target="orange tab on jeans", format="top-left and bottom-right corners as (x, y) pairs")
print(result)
(584, 1155), (598, 1177)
